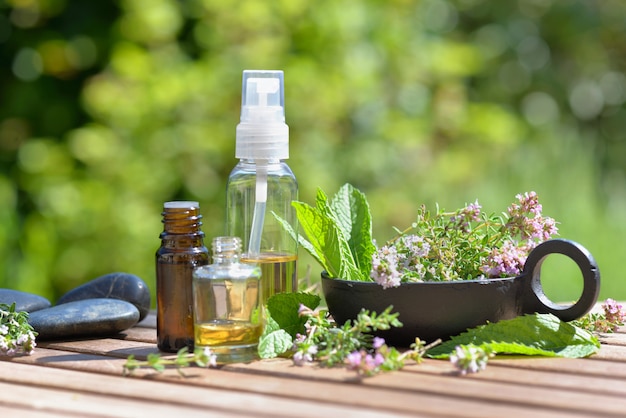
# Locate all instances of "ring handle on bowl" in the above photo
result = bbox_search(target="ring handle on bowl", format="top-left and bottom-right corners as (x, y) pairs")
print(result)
(522, 239), (600, 322)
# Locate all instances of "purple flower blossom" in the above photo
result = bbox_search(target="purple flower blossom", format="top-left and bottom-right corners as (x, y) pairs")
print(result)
(293, 344), (318, 366)
(602, 298), (625, 331)
(401, 235), (430, 259)
(506, 191), (557, 243)
(346, 351), (362, 368)
(481, 240), (529, 278)
(370, 245), (402, 288)
(346, 349), (385, 375)
(449, 201), (482, 232)
(372, 337), (385, 349)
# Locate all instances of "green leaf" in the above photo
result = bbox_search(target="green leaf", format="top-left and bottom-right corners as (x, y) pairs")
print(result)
(258, 314), (293, 359)
(266, 292), (320, 338)
(329, 184), (376, 277)
(275, 184), (375, 282)
(427, 313), (600, 359)
(291, 191), (361, 280)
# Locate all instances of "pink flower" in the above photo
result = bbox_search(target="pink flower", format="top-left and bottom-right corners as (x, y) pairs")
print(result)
(370, 245), (402, 288)
(346, 349), (385, 375)
(372, 337), (385, 349)
(346, 351), (362, 368)
(602, 298), (625, 331)
(481, 240), (529, 277)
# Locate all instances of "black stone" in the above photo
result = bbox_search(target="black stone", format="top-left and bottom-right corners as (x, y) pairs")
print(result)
(0, 289), (51, 313)
(57, 272), (151, 321)
(29, 298), (140, 340)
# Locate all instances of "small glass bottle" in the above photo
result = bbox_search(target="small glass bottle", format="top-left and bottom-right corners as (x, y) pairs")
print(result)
(226, 70), (298, 303)
(156, 201), (209, 352)
(193, 236), (262, 364)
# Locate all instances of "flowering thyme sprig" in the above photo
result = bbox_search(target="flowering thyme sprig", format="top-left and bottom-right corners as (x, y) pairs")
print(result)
(292, 304), (439, 377)
(450, 344), (495, 375)
(346, 336), (441, 377)
(123, 346), (217, 376)
(0, 303), (37, 356)
(370, 192), (558, 288)
(573, 298), (626, 333)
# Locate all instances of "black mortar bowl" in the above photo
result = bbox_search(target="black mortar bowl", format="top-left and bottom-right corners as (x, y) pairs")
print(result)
(321, 239), (600, 347)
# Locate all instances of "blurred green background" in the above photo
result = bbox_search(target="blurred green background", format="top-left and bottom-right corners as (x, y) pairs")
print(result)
(1, 0), (624, 306)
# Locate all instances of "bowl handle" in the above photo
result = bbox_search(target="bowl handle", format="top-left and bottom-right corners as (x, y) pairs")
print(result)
(522, 239), (600, 321)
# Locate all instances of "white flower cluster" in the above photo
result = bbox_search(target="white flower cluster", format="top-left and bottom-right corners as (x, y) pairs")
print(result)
(0, 304), (37, 356)
(450, 344), (493, 375)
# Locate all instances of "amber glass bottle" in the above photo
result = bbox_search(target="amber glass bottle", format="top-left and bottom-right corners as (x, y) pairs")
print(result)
(156, 201), (209, 352)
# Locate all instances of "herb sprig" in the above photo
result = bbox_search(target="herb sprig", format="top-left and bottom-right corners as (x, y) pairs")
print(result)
(123, 346), (217, 376)
(572, 298), (625, 333)
(293, 304), (439, 376)
(0, 303), (37, 356)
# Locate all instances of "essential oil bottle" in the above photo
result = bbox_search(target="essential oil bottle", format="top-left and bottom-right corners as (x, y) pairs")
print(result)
(226, 70), (298, 302)
(156, 201), (210, 352)
(193, 236), (263, 364)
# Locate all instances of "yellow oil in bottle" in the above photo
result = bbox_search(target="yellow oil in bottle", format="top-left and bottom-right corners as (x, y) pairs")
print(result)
(194, 320), (263, 347)
(241, 252), (297, 302)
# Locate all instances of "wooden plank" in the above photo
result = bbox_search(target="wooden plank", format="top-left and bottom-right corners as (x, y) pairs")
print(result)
(225, 357), (626, 417)
(491, 351), (626, 378)
(0, 379), (236, 418)
(34, 335), (626, 401)
(413, 358), (626, 397)
(0, 348), (581, 418)
(593, 344), (626, 361)
(0, 361), (411, 418)
(0, 405), (82, 418)
(114, 326), (158, 343)
(8, 313), (626, 418)
(38, 338), (159, 359)
(598, 332), (626, 346)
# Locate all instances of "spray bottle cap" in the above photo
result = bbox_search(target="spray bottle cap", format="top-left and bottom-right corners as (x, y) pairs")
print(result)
(236, 70), (289, 160)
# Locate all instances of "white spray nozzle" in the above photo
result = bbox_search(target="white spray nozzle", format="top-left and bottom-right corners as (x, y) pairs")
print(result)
(244, 77), (280, 113)
(236, 70), (289, 160)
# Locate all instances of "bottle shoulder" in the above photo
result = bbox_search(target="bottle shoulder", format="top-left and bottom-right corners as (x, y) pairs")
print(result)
(229, 160), (296, 177)
(227, 162), (297, 191)
(194, 262), (261, 279)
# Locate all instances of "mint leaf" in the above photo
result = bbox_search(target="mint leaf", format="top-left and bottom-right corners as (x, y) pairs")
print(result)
(258, 292), (321, 359)
(266, 292), (321, 339)
(427, 313), (600, 359)
(329, 184), (376, 278)
(258, 314), (293, 359)
(275, 184), (375, 282)
(290, 189), (362, 281)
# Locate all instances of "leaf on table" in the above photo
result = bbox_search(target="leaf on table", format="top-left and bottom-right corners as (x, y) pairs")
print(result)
(258, 314), (293, 359)
(266, 292), (321, 339)
(427, 313), (600, 359)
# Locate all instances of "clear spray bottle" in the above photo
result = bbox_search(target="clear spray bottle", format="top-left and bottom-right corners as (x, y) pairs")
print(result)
(226, 70), (298, 302)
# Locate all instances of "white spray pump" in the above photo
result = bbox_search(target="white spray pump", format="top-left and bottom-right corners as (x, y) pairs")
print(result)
(226, 70), (298, 301)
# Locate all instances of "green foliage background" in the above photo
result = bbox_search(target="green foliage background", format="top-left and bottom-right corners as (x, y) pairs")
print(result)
(1, 0), (625, 305)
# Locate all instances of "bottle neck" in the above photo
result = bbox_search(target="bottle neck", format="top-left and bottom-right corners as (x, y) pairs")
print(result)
(212, 253), (240, 264)
(212, 236), (242, 264)
(240, 158), (282, 165)
(161, 205), (203, 235)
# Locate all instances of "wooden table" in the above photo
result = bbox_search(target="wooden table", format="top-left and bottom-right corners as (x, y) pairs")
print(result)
(2, 312), (626, 418)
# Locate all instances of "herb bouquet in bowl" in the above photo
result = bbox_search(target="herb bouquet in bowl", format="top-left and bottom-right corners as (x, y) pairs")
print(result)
(277, 184), (600, 346)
